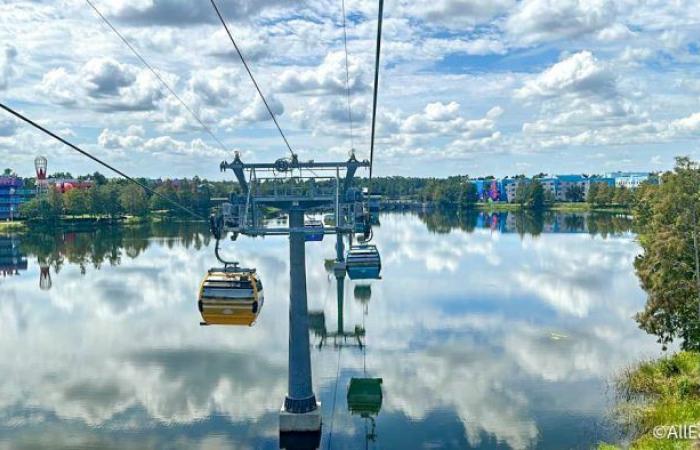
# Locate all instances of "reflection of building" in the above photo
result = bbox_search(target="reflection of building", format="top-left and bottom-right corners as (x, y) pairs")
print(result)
(0, 235), (28, 276)
(0, 176), (35, 220)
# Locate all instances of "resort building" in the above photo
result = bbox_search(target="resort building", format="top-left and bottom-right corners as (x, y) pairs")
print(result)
(467, 173), (636, 203)
(605, 172), (652, 189)
(51, 178), (93, 193)
(0, 176), (35, 220)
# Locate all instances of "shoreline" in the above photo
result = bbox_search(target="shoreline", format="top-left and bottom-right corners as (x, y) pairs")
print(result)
(1, 206), (631, 232)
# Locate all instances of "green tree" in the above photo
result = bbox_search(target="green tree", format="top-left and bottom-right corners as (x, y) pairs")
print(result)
(91, 171), (108, 186)
(515, 181), (530, 207)
(529, 179), (544, 210)
(100, 184), (123, 219)
(588, 182), (613, 206)
(462, 182), (478, 207)
(515, 180), (544, 209)
(19, 189), (63, 223)
(119, 184), (149, 216)
(566, 184), (585, 202)
(3, 168), (13, 176)
(635, 157), (700, 350)
(150, 182), (178, 212)
(63, 189), (90, 216)
(613, 185), (633, 206)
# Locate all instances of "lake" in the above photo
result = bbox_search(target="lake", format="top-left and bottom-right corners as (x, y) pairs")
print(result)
(0, 211), (664, 449)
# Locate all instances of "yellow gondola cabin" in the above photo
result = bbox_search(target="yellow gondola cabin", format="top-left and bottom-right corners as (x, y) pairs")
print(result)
(198, 267), (264, 326)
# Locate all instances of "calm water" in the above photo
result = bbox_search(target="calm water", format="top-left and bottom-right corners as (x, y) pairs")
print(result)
(0, 212), (664, 449)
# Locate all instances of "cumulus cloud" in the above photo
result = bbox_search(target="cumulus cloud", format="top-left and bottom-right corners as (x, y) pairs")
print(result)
(39, 58), (167, 111)
(406, 0), (516, 29)
(505, 0), (618, 46)
(186, 67), (242, 107)
(98, 126), (228, 158)
(516, 51), (615, 99)
(514, 51), (658, 148)
(277, 51), (369, 95)
(292, 96), (368, 135)
(104, 0), (289, 27)
(5, 0), (700, 174)
(235, 93), (285, 123)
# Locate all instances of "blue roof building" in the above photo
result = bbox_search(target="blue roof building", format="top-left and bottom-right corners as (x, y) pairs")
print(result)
(0, 177), (35, 220)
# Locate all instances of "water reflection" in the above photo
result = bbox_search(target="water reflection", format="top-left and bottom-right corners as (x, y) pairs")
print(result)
(0, 234), (27, 277)
(0, 212), (661, 449)
(420, 209), (633, 237)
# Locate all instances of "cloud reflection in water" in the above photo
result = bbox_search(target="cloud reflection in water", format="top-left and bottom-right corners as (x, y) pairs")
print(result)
(0, 213), (661, 449)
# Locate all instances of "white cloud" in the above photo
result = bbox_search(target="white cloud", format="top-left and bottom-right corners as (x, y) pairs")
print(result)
(277, 51), (369, 96)
(103, 0), (289, 26)
(516, 51), (615, 99)
(407, 0), (516, 29)
(98, 126), (228, 159)
(39, 58), (167, 111)
(0, 44), (17, 90)
(236, 93), (285, 123)
(505, 0), (617, 45)
(424, 101), (460, 121)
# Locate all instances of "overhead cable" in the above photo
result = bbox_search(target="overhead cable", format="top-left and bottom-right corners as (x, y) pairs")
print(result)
(209, 0), (296, 157)
(0, 102), (207, 221)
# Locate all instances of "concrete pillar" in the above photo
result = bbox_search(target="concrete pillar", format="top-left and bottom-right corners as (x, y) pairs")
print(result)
(280, 208), (321, 433)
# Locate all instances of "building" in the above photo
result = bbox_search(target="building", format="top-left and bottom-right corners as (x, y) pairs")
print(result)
(554, 175), (586, 201)
(503, 178), (528, 203)
(0, 176), (35, 220)
(467, 170), (654, 204)
(51, 178), (93, 193)
(536, 177), (558, 200)
(606, 171), (652, 189)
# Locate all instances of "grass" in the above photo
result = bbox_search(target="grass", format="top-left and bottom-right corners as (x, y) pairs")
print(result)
(550, 202), (630, 213)
(599, 352), (700, 449)
(475, 202), (522, 211)
(0, 221), (27, 231)
(475, 201), (631, 213)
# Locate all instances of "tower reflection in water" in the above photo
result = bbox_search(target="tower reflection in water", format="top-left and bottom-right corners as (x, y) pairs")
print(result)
(307, 240), (383, 450)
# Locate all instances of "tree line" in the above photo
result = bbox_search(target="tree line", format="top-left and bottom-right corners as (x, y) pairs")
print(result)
(633, 157), (700, 350)
(18, 173), (238, 223)
(9, 170), (652, 223)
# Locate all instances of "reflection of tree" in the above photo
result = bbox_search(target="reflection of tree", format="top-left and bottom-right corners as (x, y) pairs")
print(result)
(587, 213), (634, 238)
(418, 208), (478, 234)
(18, 222), (212, 283)
(416, 210), (632, 236)
(513, 210), (545, 237)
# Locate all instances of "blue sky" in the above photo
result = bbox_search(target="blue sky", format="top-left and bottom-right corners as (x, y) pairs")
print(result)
(2, 0), (700, 179)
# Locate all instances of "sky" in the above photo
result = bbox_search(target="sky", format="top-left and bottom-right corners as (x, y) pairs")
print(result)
(2, 0), (700, 179)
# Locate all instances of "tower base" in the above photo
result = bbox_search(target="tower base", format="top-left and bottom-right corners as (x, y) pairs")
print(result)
(279, 402), (322, 432)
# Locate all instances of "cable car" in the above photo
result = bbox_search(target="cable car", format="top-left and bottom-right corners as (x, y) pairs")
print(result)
(346, 244), (381, 280)
(198, 267), (264, 326)
(347, 377), (383, 417)
(305, 218), (324, 242)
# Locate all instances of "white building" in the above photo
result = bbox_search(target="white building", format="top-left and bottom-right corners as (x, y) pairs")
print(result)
(605, 172), (651, 189)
